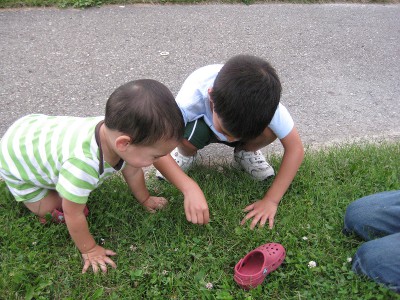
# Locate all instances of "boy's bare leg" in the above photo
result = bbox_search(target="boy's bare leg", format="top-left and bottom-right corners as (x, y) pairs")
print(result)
(24, 190), (63, 218)
(178, 139), (198, 156)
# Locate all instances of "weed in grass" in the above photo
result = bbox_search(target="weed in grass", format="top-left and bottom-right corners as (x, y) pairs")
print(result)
(0, 142), (399, 299)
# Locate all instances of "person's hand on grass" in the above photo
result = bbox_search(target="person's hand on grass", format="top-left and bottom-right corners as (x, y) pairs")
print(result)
(153, 154), (210, 225)
(240, 199), (279, 229)
(183, 184), (209, 225)
(81, 244), (117, 274)
(141, 196), (168, 213)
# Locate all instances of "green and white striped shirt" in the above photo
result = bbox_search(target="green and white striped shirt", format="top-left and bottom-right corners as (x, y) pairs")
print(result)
(0, 114), (123, 203)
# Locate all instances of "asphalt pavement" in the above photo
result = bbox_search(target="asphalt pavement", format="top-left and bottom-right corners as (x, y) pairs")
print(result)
(1, 3), (399, 163)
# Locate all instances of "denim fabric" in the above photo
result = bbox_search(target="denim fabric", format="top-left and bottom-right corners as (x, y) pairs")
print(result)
(344, 190), (400, 293)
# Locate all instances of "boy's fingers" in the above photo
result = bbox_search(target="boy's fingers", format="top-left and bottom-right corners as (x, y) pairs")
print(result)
(157, 201), (167, 209)
(105, 249), (117, 256)
(203, 210), (210, 224)
(154, 197), (167, 210)
(243, 204), (255, 212)
(192, 212), (198, 224)
(91, 261), (99, 273)
(197, 212), (204, 225)
(185, 208), (192, 223)
(268, 217), (274, 229)
(258, 215), (274, 229)
(82, 251), (117, 274)
(240, 210), (256, 225)
(99, 262), (108, 273)
(259, 216), (268, 228)
(146, 207), (156, 213)
(250, 215), (262, 230)
(104, 257), (117, 269)
(82, 260), (90, 274)
(193, 209), (210, 225)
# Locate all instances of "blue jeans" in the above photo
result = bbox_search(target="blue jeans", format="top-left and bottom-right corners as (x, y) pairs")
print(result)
(344, 190), (400, 293)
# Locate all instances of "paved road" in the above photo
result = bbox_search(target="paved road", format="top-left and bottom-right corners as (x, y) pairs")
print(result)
(1, 4), (399, 162)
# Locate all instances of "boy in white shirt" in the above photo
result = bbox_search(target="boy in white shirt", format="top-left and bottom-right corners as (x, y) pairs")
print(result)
(155, 55), (304, 229)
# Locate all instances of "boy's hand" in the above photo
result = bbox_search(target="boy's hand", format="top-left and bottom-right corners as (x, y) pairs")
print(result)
(81, 245), (117, 274)
(141, 196), (168, 213)
(153, 155), (210, 225)
(240, 199), (278, 230)
(183, 188), (209, 225)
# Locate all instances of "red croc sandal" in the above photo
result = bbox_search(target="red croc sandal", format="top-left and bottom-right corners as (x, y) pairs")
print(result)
(39, 209), (65, 224)
(234, 242), (286, 290)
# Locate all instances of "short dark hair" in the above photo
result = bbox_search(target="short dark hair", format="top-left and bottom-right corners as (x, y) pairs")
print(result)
(105, 79), (184, 145)
(210, 55), (281, 141)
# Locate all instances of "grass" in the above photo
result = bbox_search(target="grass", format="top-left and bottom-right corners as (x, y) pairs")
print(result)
(0, 142), (400, 299)
(0, 0), (399, 10)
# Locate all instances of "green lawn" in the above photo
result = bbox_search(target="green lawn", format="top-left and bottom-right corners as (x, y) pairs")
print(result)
(0, 142), (399, 299)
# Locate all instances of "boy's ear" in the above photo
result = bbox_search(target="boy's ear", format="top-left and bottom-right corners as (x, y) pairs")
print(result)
(115, 135), (131, 152)
(208, 88), (213, 99)
(208, 88), (214, 110)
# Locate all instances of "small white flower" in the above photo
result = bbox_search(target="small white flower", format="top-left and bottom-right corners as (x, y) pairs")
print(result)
(205, 282), (213, 290)
(174, 248), (178, 252)
(162, 270), (168, 275)
(347, 257), (352, 263)
(302, 236), (308, 241)
(308, 261), (317, 268)
(130, 245), (137, 251)
(100, 238), (105, 245)
(32, 241), (37, 246)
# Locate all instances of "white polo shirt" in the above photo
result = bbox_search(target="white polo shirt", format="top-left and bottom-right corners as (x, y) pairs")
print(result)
(176, 64), (294, 142)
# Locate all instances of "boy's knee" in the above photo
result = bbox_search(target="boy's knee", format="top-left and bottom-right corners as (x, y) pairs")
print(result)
(179, 138), (199, 156)
(352, 237), (400, 292)
(352, 240), (380, 275)
(343, 200), (365, 235)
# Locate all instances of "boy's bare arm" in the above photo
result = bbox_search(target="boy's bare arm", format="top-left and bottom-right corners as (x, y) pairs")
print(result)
(241, 127), (304, 229)
(62, 198), (116, 273)
(121, 165), (167, 212)
(122, 165), (150, 203)
(153, 155), (210, 225)
(264, 127), (304, 203)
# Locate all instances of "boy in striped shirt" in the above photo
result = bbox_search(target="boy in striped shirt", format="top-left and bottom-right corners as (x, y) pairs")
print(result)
(0, 79), (208, 273)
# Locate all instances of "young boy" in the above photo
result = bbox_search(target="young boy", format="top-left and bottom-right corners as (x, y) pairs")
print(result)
(0, 79), (207, 274)
(155, 55), (304, 230)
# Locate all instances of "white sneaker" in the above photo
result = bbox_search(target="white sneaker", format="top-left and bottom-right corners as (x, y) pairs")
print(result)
(233, 149), (275, 181)
(155, 148), (196, 180)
